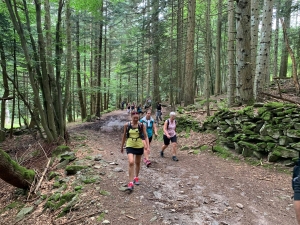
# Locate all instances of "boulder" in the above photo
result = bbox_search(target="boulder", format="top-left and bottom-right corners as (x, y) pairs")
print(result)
(272, 146), (298, 159)
(65, 165), (87, 175)
(268, 152), (279, 162)
(60, 152), (76, 162)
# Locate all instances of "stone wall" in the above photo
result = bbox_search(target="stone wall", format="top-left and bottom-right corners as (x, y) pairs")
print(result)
(202, 102), (300, 164)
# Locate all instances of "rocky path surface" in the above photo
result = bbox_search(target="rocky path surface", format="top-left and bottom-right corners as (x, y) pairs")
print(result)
(62, 110), (296, 225)
(2, 110), (295, 225)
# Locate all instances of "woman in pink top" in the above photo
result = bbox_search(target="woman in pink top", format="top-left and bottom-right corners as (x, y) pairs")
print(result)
(160, 112), (178, 161)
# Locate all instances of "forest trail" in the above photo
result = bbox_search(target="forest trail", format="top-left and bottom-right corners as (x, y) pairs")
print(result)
(63, 110), (296, 225)
(0, 110), (296, 225)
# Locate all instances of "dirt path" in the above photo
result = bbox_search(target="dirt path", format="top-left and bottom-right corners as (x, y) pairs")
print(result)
(0, 110), (296, 225)
(64, 110), (296, 225)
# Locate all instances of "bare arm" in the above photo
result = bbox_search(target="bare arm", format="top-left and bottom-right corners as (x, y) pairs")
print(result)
(143, 125), (149, 149)
(153, 122), (158, 136)
(163, 120), (170, 138)
(121, 123), (128, 153)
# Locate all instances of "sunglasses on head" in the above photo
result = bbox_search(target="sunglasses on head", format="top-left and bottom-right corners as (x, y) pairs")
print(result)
(131, 112), (139, 115)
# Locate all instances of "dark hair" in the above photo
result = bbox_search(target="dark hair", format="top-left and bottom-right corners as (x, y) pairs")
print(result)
(131, 111), (138, 115)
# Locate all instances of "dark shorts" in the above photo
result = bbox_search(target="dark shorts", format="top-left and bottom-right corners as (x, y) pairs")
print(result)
(163, 135), (177, 145)
(141, 136), (152, 143)
(294, 176), (300, 200)
(126, 147), (144, 155)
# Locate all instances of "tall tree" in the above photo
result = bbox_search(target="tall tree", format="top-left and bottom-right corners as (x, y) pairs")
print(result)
(235, 0), (253, 104)
(254, 0), (274, 100)
(151, 0), (160, 104)
(176, 0), (183, 104)
(279, 0), (292, 78)
(214, 0), (223, 95)
(250, 0), (259, 85)
(184, 0), (196, 106)
(227, 0), (236, 106)
(205, 0), (211, 115)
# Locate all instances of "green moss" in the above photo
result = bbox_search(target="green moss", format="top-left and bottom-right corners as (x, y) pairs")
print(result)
(74, 186), (83, 191)
(81, 175), (98, 184)
(238, 141), (258, 151)
(261, 111), (272, 121)
(100, 190), (111, 196)
(212, 145), (232, 158)
(193, 150), (200, 154)
(264, 102), (285, 108)
(0, 149), (35, 186)
(258, 107), (267, 115)
(97, 212), (105, 221)
(200, 145), (208, 151)
(52, 145), (71, 156)
(65, 165), (87, 175)
(49, 172), (59, 180)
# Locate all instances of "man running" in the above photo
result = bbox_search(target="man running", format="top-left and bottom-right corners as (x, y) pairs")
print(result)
(140, 110), (158, 167)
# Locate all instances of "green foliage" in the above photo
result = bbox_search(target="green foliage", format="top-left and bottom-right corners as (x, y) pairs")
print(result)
(97, 212), (105, 221)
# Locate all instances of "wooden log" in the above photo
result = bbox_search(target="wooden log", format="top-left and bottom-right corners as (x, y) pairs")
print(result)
(34, 158), (51, 194)
(0, 96), (14, 101)
(261, 92), (300, 105)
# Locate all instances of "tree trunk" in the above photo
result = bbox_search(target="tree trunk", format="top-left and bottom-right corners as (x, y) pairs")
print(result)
(250, 0), (259, 87)
(76, 18), (87, 121)
(0, 37), (9, 130)
(214, 0), (223, 95)
(235, 0), (253, 104)
(279, 0), (292, 78)
(280, 18), (300, 94)
(65, 0), (72, 123)
(0, 149), (35, 189)
(205, 0), (211, 116)
(273, 0), (280, 78)
(227, 0), (236, 106)
(152, 0), (160, 105)
(95, 2), (104, 117)
(176, 0), (183, 104)
(184, 0), (196, 106)
(254, 0), (274, 100)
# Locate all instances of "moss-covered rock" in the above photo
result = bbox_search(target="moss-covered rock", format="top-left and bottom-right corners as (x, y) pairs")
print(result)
(180, 146), (190, 151)
(287, 129), (300, 138)
(253, 151), (263, 159)
(49, 172), (59, 180)
(238, 141), (258, 152)
(268, 152), (279, 162)
(291, 143), (300, 151)
(261, 111), (272, 121)
(272, 146), (298, 158)
(65, 165), (87, 175)
(60, 152), (76, 162)
(52, 145), (71, 157)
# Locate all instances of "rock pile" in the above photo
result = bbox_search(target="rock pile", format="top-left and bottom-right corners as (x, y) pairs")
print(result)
(202, 102), (300, 164)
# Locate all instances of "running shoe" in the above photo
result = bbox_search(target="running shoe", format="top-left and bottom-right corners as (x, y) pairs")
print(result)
(172, 156), (179, 161)
(133, 177), (140, 185)
(127, 182), (134, 190)
(160, 151), (164, 157)
(146, 160), (151, 167)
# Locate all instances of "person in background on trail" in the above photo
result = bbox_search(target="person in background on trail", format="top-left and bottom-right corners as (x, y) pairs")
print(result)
(147, 96), (152, 107)
(160, 111), (178, 161)
(121, 111), (149, 191)
(156, 102), (162, 124)
(140, 110), (158, 167)
(121, 101), (125, 110)
(127, 103), (131, 114)
(293, 158), (300, 224)
(131, 102), (135, 112)
(137, 104), (143, 115)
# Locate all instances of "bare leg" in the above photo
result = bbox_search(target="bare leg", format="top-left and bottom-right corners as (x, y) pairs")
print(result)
(161, 144), (168, 152)
(127, 154), (134, 182)
(135, 155), (142, 178)
(295, 201), (300, 224)
(171, 142), (177, 156)
(143, 140), (149, 161)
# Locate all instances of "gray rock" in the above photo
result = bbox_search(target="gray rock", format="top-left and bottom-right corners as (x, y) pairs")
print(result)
(94, 165), (101, 169)
(60, 152), (76, 162)
(150, 216), (157, 222)
(94, 155), (102, 161)
(153, 191), (162, 199)
(113, 167), (123, 172)
(102, 220), (110, 224)
(236, 203), (244, 209)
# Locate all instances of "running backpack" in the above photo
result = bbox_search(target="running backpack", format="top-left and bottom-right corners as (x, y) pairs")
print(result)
(167, 119), (176, 130)
(126, 122), (144, 139)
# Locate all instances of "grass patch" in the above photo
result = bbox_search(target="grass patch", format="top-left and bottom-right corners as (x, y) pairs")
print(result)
(97, 212), (105, 221)
(185, 127), (191, 138)
(99, 190), (111, 196)
(73, 135), (87, 141)
(193, 150), (200, 154)
(85, 156), (93, 160)
(212, 145), (232, 158)
(200, 145), (209, 151)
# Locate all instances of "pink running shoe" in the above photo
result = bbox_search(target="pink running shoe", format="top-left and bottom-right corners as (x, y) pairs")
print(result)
(133, 177), (140, 185)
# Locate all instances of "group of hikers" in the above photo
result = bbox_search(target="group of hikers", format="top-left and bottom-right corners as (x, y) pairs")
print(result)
(120, 99), (177, 191)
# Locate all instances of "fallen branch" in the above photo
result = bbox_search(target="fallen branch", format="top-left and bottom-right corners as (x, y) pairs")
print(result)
(0, 96), (14, 100)
(261, 92), (300, 105)
(34, 158), (51, 194)
(55, 211), (102, 225)
(126, 215), (137, 220)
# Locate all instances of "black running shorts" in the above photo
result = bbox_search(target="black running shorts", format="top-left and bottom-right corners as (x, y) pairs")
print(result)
(294, 176), (300, 200)
(126, 147), (144, 155)
(163, 135), (177, 145)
